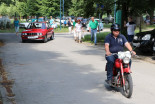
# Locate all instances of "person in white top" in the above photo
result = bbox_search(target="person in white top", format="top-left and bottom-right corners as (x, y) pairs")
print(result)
(124, 17), (136, 44)
(75, 20), (83, 43)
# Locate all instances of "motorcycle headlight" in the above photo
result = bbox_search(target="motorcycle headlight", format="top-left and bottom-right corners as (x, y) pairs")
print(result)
(134, 36), (138, 40)
(123, 57), (130, 64)
(152, 38), (154, 42)
(142, 34), (151, 40)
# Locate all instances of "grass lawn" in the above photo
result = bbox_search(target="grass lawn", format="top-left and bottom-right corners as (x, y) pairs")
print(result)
(0, 28), (25, 33)
(104, 23), (112, 28)
(0, 26), (69, 33)
(82, 32), (110, 43)
(54, 26), (69, 33)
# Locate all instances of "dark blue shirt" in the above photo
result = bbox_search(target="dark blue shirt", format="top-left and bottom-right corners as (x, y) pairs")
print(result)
(104, 33), (128, 53)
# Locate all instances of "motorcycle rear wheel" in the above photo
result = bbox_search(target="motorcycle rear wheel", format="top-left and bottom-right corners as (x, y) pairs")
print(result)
(123, 74), (133, 98)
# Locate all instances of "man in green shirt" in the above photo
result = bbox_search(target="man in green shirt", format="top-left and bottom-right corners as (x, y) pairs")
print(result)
(89, 17), (98, 45)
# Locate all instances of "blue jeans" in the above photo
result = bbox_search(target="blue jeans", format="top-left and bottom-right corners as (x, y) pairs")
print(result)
(105, 55), (132, 80)
(106, 55), (118, 80)
(91, 29), (97, 44)
(128, 35), (134, 42)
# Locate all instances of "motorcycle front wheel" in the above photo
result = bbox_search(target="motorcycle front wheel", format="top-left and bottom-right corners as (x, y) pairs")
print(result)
(123, 74), (133, 98)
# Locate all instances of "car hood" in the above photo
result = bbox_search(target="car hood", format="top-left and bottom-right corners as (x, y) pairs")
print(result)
(136, 29), (155, 37)
(22, 29), (47, 33)
(20, 22), (29, 24)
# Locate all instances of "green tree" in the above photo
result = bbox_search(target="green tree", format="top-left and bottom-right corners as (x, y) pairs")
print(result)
(36, 0), (60, 17)
(69, 0), (85, 17)
(16, 1), (27, 19)
(0, 3), (8, 16)
(7, 4), (16, 17)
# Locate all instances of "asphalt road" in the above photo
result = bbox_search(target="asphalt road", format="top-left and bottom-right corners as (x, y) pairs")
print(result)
(0, 33), (155, 104)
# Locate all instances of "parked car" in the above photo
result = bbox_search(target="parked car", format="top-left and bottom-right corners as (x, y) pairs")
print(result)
(86, 19), (104, 32)
(133, 29), (155, 54)
(0, 16), (11, 28)
(19, 22), (29, 28)
(144, 16), (155, 24)
(21, 22), (54, 43)
(103, 15), (114, 24)
(81, 19), (88, 27)
(153, 42), (155, 55)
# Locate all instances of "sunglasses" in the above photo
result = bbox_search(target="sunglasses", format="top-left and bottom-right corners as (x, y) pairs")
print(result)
(113, 29), (120, 31)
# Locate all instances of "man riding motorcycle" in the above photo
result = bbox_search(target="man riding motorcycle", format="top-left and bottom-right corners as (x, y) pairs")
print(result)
(104, 24), (136, 85)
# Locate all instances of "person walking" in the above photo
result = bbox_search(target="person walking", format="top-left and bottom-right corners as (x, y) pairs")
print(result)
(68, 18), (72, 34)
(73, 18), (77, 41)
(14, 18), (20, 36)
(89, 17), (98, 45)
(50, 16), (54, 28)
(124, 17), (136, 44)
(75, 20), (83, 43)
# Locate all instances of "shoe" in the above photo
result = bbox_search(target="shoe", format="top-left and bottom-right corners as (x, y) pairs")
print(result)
(94, 43), (97, 45)
(105, 80), (112, 86)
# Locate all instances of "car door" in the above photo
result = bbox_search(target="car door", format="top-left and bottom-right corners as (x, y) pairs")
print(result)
(47, 23), (53, 38)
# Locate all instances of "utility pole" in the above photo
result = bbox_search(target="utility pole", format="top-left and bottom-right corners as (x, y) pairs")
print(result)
(60, 0), (62, 30)
(114, 0), (116, 23)
(63, 0), (64, 28)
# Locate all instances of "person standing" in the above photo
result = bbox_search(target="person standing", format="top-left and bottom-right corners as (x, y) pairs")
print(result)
(14, 18), (20, 36)
(31, 16), (36, 22)
(50, 16), (54, 27)
(68, 18), (72, 34)
(124, 17), (136, 44)
(89, 17), (98, 45)
(75, 20), (83, 43)
(64, 20), (67, 26)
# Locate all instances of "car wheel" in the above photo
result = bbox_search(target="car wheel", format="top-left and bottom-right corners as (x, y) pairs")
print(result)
(43, 35), (48, 43)
(50, 33), (54, 40)
(22, 40), (26, 43)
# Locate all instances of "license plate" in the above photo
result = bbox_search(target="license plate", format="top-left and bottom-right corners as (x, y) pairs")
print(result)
(153, 47), (155, 51)
(28, 36), (38, 39)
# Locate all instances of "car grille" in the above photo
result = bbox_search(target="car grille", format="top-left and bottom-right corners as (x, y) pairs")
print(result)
(27, 33), (37, 36)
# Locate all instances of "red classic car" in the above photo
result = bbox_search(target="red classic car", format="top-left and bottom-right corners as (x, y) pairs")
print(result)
(21, 22), (54, 43)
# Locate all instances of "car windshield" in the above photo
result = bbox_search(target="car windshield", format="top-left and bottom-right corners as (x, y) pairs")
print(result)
(27, 23), (47, 29)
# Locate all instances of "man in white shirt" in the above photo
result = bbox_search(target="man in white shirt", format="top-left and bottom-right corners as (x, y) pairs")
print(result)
(124, 17), (136, 44)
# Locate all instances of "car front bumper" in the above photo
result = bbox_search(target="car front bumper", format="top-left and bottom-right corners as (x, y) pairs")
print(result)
(21, 35), (45, 40)
(133, 40), (154, 52)
(153, 43), (155, 54)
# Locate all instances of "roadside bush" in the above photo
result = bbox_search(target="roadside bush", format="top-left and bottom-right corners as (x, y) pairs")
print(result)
(82, 32), (110, 43)
(0, 21), (4, 29)
(6, 22), (11, 29)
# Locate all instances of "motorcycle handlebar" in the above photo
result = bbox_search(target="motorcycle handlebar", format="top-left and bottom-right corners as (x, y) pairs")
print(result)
(106, 52), (140, 58)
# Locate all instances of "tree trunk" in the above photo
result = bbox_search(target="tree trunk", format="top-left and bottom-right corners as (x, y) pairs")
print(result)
(121, 2), (128, 37)
(136, 16), (145, 33)
(149, 10), (154, 25)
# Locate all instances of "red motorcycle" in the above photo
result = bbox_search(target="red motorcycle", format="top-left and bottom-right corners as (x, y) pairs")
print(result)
(105, 51), (133, 98)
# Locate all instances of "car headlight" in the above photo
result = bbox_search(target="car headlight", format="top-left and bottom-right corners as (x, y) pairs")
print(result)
(37, 33), (42, 36)
(123, 57), (130, 64)
(134, 36), (138, 40)
(142, 34), (151, 40)
(22, 33), (27, 35)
